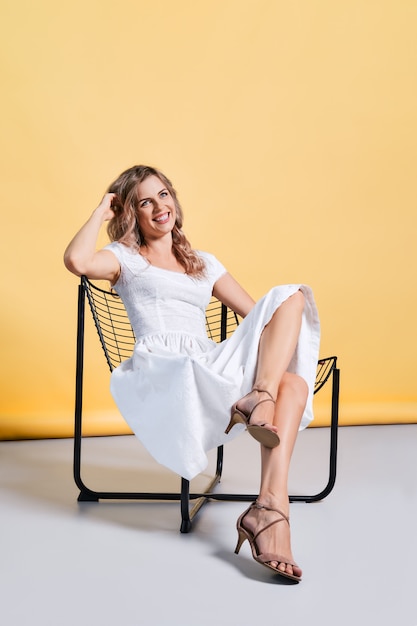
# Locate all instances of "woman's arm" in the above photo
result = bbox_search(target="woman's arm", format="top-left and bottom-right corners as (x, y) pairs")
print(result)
(212, 272), (256, 318)
(63, 193), (120, 283)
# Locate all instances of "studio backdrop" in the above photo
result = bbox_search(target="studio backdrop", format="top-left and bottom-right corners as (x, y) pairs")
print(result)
(1, 0), (416, 439)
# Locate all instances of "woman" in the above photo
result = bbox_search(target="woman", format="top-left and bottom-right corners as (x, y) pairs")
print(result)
(64, 165), (320, 582)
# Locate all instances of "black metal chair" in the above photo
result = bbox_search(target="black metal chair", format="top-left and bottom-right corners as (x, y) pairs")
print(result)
(73, 276), (340, 532)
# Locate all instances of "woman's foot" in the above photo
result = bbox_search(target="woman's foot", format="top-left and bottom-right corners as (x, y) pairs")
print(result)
(235, 389), (277, 432)
(225, 388), (280, 448)
(239, 500), (302, 579)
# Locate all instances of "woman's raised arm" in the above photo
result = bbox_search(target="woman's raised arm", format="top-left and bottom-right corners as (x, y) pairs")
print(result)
(63, 193), (121, 283)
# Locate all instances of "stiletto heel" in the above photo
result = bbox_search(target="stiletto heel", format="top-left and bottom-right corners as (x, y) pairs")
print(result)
(224, 411), (246, 434)
(234, 529), (247, 555)
(225, 388), (280, 448)
(235, 501), (302, 582)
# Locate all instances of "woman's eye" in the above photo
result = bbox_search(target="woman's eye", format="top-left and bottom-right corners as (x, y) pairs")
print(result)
(160, 191), (168, 198)
(140, 199), (150, 208)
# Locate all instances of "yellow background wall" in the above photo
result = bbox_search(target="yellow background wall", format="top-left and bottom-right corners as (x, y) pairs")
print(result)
(1, 0), (416, 439)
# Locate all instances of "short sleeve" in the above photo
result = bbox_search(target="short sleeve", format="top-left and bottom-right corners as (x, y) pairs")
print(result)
(104, 241), (123, 263)
(103, 242), (148, 286)
(198, 251), (227, 285)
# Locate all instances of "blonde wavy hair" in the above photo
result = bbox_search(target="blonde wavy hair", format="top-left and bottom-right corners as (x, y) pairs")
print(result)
(106, 165), (206, 278)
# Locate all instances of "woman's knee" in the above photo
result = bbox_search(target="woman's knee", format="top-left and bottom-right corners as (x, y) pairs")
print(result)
(289, 289), (305, 312)
(279, 372), (309, 404)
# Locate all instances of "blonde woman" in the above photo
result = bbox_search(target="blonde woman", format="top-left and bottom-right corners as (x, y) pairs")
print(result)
(64, 165), (320, 582)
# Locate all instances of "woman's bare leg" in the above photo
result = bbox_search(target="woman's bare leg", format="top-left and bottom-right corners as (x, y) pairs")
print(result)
(236, 290), (305, 431)
(235, 290), (309, 576)
(241, 374), (308, 576)
(253, 291), (305, 397)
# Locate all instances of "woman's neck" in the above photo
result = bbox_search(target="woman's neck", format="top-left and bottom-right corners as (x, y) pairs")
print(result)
(140, 238), (185, 273)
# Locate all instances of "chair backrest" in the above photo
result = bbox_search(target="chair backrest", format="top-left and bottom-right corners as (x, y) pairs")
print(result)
(82, 276), (135, 372)
(81, 276), (239, 372)
(204, 298), (240, 342)
(314, 356), (337, 394)
(81, 276), (337, 392)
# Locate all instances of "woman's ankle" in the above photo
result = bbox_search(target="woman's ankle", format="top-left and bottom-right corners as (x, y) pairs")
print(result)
(257, 491), (289, 512)
(251, 383), (277, 399)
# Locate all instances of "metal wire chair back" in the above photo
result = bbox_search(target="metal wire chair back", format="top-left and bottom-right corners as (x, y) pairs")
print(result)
(82, 276), (240, 373)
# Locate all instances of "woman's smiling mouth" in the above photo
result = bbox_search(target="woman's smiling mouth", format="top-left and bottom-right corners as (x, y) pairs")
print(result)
(153, 212), (170, 224)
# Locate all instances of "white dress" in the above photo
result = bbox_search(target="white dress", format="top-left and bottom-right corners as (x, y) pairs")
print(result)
(105, 242), (320, 480)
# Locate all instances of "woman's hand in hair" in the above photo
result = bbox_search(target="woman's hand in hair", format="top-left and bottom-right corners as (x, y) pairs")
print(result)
(95, 192), (117, 221)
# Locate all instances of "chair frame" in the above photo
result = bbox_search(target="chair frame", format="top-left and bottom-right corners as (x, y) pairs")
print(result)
(73, 276), (340, 533)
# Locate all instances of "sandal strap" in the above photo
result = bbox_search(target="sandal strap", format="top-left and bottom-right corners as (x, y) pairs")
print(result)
(247, 398), (275, 423)
(254, 501), (290, 523)
(252, 513), (288, 543)
(247, 389), (275, 425)
(257, 552), (299, 568)
(252, 388), (275, 402)
(251, 501), (290, 543)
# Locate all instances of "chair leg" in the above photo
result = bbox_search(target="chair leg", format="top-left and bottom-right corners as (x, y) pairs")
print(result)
(180, 478), (192, 533)
(215, 445), (223, 478)
(180, 456), (223, 533)
(289, 365), (340, 503)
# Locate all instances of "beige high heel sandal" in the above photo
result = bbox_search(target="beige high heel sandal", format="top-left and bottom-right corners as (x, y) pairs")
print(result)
(235, 501), (302, 582)
(224, 388), (279, 448)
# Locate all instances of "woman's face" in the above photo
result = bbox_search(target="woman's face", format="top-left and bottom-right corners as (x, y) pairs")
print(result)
(135, 175), (177, 243)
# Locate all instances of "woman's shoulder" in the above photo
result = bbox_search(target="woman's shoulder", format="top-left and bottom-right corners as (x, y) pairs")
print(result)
(196, 250), (227, 281)
(104, 241), (133, 254)
(197, 250), (221, 263)
(104, 242), (148, 270)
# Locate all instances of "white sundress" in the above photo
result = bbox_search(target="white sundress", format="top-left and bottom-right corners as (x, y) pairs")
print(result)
(104, 242), (320, 480)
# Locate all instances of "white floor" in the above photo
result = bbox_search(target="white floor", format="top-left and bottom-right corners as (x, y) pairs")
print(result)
(1, 424), (416, 626)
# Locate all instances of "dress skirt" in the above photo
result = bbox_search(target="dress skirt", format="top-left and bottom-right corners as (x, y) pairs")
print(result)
(109, 284), (320, 480)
